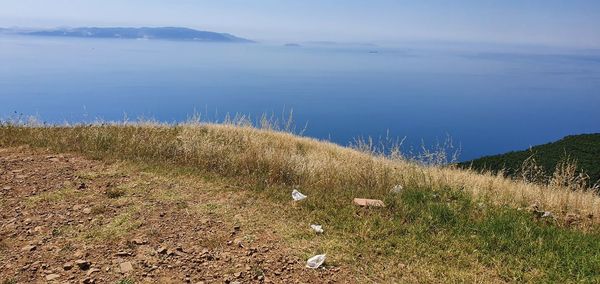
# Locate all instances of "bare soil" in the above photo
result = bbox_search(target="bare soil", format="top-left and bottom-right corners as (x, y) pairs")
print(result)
(0, 147), (346, 283)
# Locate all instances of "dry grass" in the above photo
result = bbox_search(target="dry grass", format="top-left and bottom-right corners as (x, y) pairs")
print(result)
(1, 120), (597, 225)
(2, 120), (600, 281)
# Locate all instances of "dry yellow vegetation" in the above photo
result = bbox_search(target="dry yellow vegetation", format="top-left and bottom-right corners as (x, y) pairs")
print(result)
(1, 120), (598, 225)
(3, 120), (600, 282)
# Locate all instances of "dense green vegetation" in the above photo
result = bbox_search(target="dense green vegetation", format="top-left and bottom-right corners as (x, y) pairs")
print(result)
(460, 134), (600, 185)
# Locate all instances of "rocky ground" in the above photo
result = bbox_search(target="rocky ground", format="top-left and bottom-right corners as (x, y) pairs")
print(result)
(0, 147), (345, 283)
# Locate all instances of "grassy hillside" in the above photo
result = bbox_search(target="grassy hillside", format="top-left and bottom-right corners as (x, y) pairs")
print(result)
(2, 121), (600, 282)
(460, 134), (600, 185)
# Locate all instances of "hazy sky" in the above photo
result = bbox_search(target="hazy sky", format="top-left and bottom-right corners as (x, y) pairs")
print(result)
(2, 0), (600, 47)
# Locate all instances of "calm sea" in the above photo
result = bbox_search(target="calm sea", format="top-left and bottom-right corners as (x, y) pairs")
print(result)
(1, 35), (599, 160)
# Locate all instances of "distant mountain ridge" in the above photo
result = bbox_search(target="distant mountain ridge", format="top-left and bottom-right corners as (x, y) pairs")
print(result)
(0, 27), (253, 42)
(459, 134), (600, 184)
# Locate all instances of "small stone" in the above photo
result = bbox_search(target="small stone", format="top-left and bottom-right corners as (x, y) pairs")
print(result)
(353, 198), (385, 207)
(86, 268), (100, 276)
(132, 238), (147, 245)
(75, 259), (91, 270)
(83, 208), (92, 214)
(119, 261), (134, 273)
(45, 274), (60, 281)
(21, 245), (36, 252)
(115, 251), (131, 257)
(63, 262), (74, 270)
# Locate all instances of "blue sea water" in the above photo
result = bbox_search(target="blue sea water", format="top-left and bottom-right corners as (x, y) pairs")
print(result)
(1, 35), (600, 160)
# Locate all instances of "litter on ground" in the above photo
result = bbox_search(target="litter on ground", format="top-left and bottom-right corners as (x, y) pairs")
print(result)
(310, 224), (324, 234)
(292, 189), (307, 201)
(306, 254), (326, 269)
(390, 184), (403, 194)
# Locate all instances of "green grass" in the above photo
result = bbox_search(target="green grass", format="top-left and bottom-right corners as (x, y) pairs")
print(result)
(266, 183), (600, 282)
(83, 209), (143, 241)
(26, 187), (85, 205)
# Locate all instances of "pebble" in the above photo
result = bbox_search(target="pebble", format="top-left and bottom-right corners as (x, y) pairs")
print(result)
(75, 259), (91, 270)
(45, 274), (60, 281)
(86, 268), (100, 276)
(119, 261), (134, 273)
(132, 238), (147, 245)
(63, 262), (74, 270)
(21, 245), (36, 252)
(115, 251), (131, 256)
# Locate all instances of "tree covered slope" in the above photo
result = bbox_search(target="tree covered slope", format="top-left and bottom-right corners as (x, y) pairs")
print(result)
(460, 134), (600, 184)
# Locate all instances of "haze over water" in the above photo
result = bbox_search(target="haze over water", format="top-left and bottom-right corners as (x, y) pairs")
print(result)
(1, 35), (600, 160)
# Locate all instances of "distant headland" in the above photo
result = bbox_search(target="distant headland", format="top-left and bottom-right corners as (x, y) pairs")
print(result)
(0, 27), (254, 42)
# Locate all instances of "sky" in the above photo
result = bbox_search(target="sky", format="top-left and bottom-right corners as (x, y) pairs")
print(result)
(1, 0), (600, 47)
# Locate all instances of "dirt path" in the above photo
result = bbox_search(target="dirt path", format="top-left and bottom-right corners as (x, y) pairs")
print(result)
(0, 147), (345, 283)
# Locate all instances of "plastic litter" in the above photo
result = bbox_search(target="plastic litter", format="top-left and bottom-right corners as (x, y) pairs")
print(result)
(306, 254), (326, 269)
(292, 189), (307, 201)
(541, 211), (553, 218)
(390, 184), (403, 194)
(310, 224), (324, 234)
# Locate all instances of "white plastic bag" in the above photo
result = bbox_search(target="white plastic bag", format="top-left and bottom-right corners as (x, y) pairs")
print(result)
(292, 189), (307, 201)
(306, 254), (326, 269)
(390, 184), (403, 194)
(310, 224), (323, 234)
